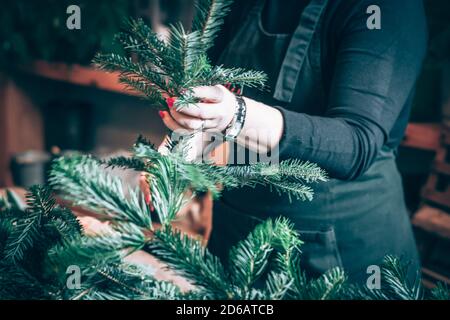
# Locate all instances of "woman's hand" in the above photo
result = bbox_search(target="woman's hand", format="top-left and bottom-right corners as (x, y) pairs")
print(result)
(159, 84), (285, 158)
(159, 85), (237, 133)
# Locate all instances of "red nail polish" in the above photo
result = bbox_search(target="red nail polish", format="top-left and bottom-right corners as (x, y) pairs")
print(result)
(231, 87), (236, 93)
(237, 88), (241, 95)
(159, 111), (165, 119)
(166, 97), (175, 108)
(150, 204), (155, 212)
(145, 194), (151, 205)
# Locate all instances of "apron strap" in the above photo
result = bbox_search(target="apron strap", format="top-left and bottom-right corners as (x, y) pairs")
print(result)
(273, 0), (329, 103)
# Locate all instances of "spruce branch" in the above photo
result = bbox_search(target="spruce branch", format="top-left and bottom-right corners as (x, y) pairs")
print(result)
(93, 0), (266, 108)
(49, 156), (153, 229)
(3, 186), (55, 263)
(70, 264), (185, 300)
(264, 271), (292, 300)
(2, 0), (447, 301)
(147, 226), (232, 299)
(431, 283), (450, 300)
(192, 0), (234, 51)
(228, 220), (275, 290)
(378, 256), (423, 300)
(303, 268), (348, 300)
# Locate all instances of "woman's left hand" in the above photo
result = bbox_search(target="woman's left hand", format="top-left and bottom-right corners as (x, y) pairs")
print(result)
(159, 85), (236, 133)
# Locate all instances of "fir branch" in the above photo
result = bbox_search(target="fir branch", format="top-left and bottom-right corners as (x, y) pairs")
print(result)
(192, 0), (234, 51)
(0, 261), (56, 300)
(93, 53), (171, 98)
(431, 283), (450, 300)
(379, 256), (423, 300)
(118, 76), (166, 106)
(264, 271), (292, 300)
(48, 224), (147, 289)
(104, 156), (147, 172)
(302, 268), (348, 300)
(5, 189), (27, 211)
(121, 18), (179, 76)
(267, 180), (315, 201)
(49, 156), (153, 229)
(347, 256), (424, 300)
(3, 210), (42, 264)
(3, 186), (54, 264)
(148, 226), (232, 299)
(45, 206), (83, 242)
(94, 1), (267, 107)
(201, 66), (268, 89)
(69, 263), (186, 300)
(228, 220), (275, 290)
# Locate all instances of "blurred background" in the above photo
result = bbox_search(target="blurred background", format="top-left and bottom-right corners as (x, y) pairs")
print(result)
(0, 0), (449, 288)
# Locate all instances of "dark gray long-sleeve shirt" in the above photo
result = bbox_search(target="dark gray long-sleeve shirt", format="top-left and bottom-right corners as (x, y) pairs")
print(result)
(211, 0), (428, 180)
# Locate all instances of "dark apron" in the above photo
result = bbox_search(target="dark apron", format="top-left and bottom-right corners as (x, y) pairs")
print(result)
(208, 0), (419, 283)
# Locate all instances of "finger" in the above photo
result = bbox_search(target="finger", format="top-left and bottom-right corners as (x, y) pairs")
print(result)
(175, 102), (221, 119)
(166, 97), (176, 109)
(170, 108), (205, 130)
(160, 110), (195, 134)
(192, 86), (223, 103)
(170, 109), (219, 130)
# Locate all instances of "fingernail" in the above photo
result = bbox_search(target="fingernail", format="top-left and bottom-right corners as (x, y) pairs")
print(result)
(145, 194), (151, 205)
(159, 111), (165, 119)
(237, 88), (241, 95)
(166, 97), (175, 108)
(150, 204), (155, 212)
(231, 87), (236, 93)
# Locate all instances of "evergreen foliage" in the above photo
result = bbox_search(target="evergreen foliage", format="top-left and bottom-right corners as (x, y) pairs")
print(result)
(0, 136), (448, 300)
(1, 0), (448, 301)
(93, 0), (267, 108)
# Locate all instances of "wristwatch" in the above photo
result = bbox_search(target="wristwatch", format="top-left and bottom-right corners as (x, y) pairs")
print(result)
(223, 95), (247, 141)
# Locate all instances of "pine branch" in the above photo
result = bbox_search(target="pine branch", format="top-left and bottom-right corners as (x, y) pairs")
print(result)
(378, 256), (423, 300)
(3, 186), (54, 264)
(5, 189), (27, 211)
(147, 226), (232, 299)
(228, 220), (275, 290)
(306, 268), (347, 300)
(347, 256), (424, 300)
(49, 156), (153, 229)
(94, 1), (266, 107)
(431, 283), (450, 300)
(192, 0), (234, 51)
(118, 76), (166, 106)
(3, 211), (42, 264)
(68, 263), (187, 300)
(264, 271), (292, 300)
(201, 66), (268, 89)
(121, 18), (180, 76)
(104, 156), (147, 172)
(0, 261), (56, 300)
(167, 23), (204, 84)
(93, 53), (171, 99)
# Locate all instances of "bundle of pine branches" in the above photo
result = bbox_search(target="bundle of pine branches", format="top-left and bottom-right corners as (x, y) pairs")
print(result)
(0, 137), (448, 300)
(93, 0), (267, 108)
(1, 0), (448, 300)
